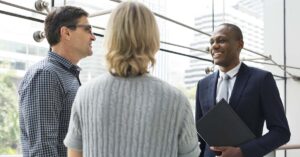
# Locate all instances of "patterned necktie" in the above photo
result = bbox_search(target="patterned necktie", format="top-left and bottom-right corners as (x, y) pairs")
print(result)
(217, 74), (231, 102)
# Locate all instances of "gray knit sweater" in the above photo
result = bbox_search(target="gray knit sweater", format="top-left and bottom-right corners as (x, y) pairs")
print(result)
(64, 73), (200, 157)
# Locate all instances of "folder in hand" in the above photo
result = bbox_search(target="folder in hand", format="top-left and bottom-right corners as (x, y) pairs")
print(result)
(196, 99), (256, 146)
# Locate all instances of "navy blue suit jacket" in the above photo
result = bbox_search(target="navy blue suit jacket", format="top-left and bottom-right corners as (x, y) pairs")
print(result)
(195, 63), (290, 157)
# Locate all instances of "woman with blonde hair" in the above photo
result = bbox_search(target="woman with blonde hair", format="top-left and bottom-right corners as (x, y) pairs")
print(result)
(64, 2), (200, 157)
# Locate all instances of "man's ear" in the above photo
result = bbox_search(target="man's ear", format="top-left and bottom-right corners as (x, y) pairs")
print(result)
(60, 26), (71, 41)
(238, 40), (244, 50)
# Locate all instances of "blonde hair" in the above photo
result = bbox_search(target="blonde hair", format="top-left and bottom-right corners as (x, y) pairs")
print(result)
(105, 1), (160, 77)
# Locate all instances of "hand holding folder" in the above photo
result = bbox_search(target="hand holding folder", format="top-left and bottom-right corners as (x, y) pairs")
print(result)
(196, 99), (256, 147)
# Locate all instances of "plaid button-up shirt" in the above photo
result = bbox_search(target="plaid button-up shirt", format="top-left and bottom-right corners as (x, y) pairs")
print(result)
(19, 51), (81, 157)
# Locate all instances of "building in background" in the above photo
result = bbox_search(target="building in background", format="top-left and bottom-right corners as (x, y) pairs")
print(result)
(141, 0), (169, 81)
(0, 11), (48, 84)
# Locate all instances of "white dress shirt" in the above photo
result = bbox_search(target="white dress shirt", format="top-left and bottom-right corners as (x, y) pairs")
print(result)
(216, 62), (241, 103)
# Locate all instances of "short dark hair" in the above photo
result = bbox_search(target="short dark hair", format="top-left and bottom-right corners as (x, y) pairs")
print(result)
(44, 6), (88, 46)
(219, 23), (243, 41)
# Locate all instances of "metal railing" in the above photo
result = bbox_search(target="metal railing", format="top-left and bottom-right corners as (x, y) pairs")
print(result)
(265, 144), (300, 157)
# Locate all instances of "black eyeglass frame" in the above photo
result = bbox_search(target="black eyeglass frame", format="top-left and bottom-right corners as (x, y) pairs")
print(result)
(66, 24), (93, 34)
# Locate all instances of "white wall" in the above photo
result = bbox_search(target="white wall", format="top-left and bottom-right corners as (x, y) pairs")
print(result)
(265, 0), (300, 156)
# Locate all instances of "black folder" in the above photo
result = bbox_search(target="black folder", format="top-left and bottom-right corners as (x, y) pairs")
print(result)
(196, 99), (256, 146)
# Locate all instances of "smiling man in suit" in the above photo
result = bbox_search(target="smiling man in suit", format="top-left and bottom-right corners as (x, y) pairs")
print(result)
(195, 23), (290, 157)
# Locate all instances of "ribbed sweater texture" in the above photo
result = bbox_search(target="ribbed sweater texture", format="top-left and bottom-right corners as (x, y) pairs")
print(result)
(64, 73), (200, 157)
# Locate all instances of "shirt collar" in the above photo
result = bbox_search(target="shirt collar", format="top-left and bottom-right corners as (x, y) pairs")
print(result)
(219, 62), (241, 78)
(48, 51), (81, 72)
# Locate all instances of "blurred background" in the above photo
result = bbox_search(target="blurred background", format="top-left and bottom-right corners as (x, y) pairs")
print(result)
(0, 0), (299, 156)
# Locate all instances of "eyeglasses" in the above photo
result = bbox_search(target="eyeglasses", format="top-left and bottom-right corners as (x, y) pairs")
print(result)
(67, 24), (93, 34)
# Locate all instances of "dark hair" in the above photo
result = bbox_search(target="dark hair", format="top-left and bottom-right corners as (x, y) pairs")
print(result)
(44, 6), (88, 46)
(219, 23), (243, 41)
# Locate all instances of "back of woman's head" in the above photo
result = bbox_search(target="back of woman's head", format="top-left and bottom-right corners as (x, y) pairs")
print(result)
(105, 1), (160, 77)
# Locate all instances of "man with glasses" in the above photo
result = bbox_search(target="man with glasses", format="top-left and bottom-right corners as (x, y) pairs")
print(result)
(18, 6), (95, 157)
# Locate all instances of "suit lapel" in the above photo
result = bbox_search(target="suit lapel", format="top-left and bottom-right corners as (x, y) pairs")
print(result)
(208, 71), (219, 107)
(229, 63), (251, 109)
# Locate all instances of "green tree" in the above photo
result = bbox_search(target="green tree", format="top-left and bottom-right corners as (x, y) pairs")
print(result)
(0, 72), (20, 154)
